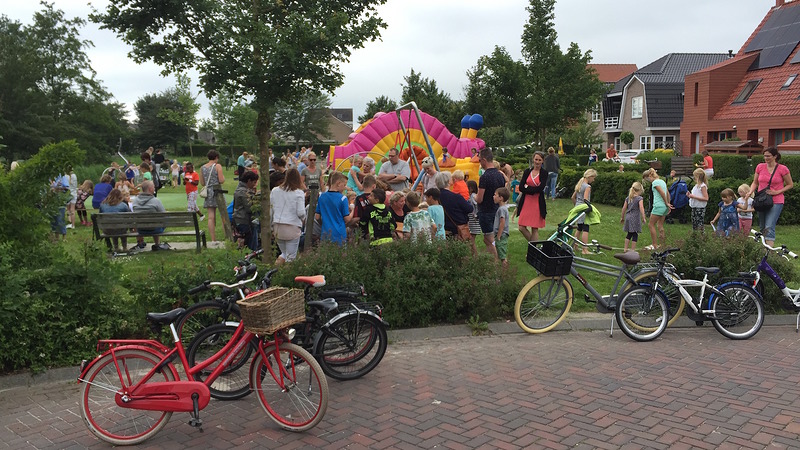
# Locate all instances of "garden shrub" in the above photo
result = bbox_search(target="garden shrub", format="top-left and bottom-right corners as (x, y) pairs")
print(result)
(270, 239), (521, 328)
(711, 154), (751, 179)
(669, 232), (799, 313)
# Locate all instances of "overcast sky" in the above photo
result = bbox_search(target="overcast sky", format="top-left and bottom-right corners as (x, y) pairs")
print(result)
(4, 0), (772, 128)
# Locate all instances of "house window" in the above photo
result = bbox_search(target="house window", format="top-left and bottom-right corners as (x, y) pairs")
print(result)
(591, 103), (601, 122)
(733, 80), (761, 104)
(782, 74), (797, 90)
(640, 135), (652, 150)
(716, 132), (728, 141)
(631, 96), (643, 118)
(654, 135), (675, 149)
(694, 82), (699, 106)
(774, 129), (800, 145)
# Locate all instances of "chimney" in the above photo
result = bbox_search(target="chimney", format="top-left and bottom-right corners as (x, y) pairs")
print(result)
(777, 0), (785, 6)
(728, 49), (734, 58)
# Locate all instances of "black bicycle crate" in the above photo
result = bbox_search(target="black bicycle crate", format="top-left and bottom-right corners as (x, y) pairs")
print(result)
(526, 240), (573, 276)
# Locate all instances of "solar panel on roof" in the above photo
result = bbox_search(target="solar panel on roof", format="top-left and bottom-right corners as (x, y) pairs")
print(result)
(745, 5), (800, 65)
(755, 42), (798, 69)
(790, 49), (800, 64)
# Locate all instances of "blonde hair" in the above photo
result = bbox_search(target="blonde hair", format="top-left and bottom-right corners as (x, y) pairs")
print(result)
(628, 181), (644, 200)
(738, 183), (751, 197)
(642, 168), (659, 180)
(574, 168), (598, 193)
(79, 180), (94, 193)
(692, 168), (706, 184)
(452, 170), (465, 181)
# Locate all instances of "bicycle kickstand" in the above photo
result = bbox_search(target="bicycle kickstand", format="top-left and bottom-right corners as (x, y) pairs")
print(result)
(796, 311), (800, 333)
(188, 393), (204, 431)
(609, 315), (614, 338)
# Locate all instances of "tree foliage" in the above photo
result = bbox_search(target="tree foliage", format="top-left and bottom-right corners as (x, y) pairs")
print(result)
(158, 74), (201, 157)
(273, 91), (333, 150)
(93, 0), (387, 256)
(400, 69), (462, 135)
(209, 91), (258, 150)
(133, 90), (185, 151)
(359, 95), (398, 124)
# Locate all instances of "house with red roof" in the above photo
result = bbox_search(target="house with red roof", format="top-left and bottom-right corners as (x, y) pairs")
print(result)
(586, 64), (637, 142)
(681, 0), (800, 155)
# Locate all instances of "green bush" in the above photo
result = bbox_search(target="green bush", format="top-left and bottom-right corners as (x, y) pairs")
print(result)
(669, 232), (799, 313)
(270, 240), (521, 328)
(711, 154), (751, 179)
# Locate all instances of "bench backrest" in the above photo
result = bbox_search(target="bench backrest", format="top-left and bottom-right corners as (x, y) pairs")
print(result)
(93, 212), (199, 231)
(671, 156), (694, 176)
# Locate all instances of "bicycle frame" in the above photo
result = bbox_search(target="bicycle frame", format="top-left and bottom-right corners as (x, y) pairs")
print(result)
(749, 232), (800, 329)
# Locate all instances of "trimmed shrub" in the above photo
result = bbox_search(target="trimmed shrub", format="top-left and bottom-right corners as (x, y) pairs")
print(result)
(711, 154), (751, 179)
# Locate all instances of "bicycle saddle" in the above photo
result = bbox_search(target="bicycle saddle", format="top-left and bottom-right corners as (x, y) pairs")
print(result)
(295, 275), (326, 287)
(613, 251), (641, 265)
(146, 308), (186, 325)
(695, 266), (720, 274)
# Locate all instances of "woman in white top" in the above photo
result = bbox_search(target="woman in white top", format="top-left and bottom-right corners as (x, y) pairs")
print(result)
(270, 168), (307, 265)
(686, 168), (709, 231)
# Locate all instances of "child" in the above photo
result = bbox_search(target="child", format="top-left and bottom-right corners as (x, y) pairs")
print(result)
(466, 180), (481, 256)
(686, 168), (709, 231)
(358, 188), (394, 246)
(451, 170), (469, 200)
(424, 188), (445, 240)
(183, 163), (205, 221)
(351, 175), (377, 240)
(736, 183), (754, 235)
(710, 188), (740, 236)
(571, 168), (597, 255)
(75, 180), (94, 226)
(402, 191), (435, 243)
(620, 182), (646, 252)
(493, 187), (511, 268)
(315, 171), (353, 245)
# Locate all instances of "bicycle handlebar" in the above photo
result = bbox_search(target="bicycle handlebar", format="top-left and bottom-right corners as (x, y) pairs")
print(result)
(188, 281), (210, 295)
(750, 229), (798, 259)
(188, 272), (259, 294)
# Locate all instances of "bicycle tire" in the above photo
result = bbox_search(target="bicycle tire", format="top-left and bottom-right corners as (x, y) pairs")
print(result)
(710, 284), (764, 340)
(79, 349), (175, 445)
(250, 342), (328, 432)
(186, 323), (254, 400)
(313, 313), (387, 381)
(177, 300), (241, 346)
(514, 275), (573, 334)
(615, 286), (669, 342)
(629, 270), (685, 326)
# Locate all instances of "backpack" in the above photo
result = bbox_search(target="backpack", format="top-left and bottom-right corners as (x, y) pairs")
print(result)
(669, 178), (689, 209)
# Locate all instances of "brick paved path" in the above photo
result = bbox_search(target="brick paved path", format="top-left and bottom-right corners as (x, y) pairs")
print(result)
(4, 326), (800, 449)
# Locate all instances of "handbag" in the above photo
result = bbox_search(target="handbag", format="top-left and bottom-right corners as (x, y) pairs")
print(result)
(752, 167), (777, 212)
(443, 207), (470, 241)
(199, 163), (216, 198)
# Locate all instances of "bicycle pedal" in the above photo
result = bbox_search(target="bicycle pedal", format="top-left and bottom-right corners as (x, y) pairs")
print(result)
(188, 418), (204, 429)
(583, 294), (596, 304)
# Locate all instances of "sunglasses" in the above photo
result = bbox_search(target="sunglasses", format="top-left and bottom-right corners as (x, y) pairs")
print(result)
(309, 158), (316, 161)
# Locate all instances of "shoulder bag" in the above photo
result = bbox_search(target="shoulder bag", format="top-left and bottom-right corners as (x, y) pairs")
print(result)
(199, 163), (215, 198)
(752, 166), (777, 212)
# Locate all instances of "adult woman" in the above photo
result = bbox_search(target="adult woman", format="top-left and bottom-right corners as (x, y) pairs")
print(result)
(233, 171), (260, 251)
(643, 168), (672, 250)
(115, 171), (133, 200)
(92, 174), (114, 209)
(700, 149), (714, 179)
(199, 149), (225, 242)
(747, 147), (793, 246)
(516, 152), (548, 242)
(388, 191), (410, 234)
(271, 169), (307, 265)
(99, 188), (131, 252)
(435, 171), (474, 252)
(346, 155), (364, 195)
(362, 156), (376, 177)
(300, 151), (324, 191)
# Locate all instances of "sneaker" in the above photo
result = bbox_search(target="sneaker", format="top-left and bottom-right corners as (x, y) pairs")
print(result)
(199, 215), (205, 222)
(136, 241), (147, 249)
(152, 243), (171, 251)
(66, 224), (74, 229)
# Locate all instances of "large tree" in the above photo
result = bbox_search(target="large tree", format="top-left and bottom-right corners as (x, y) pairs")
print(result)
(400, 69), (462, 135)
(209, 90), (258, 152)
(93, 0), (387, 254)
(158, 74), (201, 158)
(464, 46), (528, 130)
(133, 90), (185, 151)
(358, 95), (398, 124)
(273, 91), (332, 150)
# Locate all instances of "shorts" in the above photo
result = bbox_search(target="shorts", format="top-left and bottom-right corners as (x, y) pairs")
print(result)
(651, 204), (668, 217)
(577, 224), (589, 232)
(187, 191), (199, 212)
(496, 234), (509, 260)
(138, 227), (165, 236)
(478, 211), (495, 234)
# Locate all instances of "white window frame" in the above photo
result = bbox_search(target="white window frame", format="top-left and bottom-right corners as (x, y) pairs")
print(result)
(654, 135), (675, 149)
(640, 135), (652, 150)
(591, 103), (601, 122)
(631, 96), (643, 119)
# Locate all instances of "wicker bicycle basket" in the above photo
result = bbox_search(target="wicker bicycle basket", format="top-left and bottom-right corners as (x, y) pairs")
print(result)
(237, 287), (305, 335)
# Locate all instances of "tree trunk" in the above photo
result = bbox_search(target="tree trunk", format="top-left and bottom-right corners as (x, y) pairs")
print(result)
(256, 108), (272, 264)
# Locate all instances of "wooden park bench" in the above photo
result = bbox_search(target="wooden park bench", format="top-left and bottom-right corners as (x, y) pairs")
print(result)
(91, 211), (206, 253)
(670, 156), (695, 177)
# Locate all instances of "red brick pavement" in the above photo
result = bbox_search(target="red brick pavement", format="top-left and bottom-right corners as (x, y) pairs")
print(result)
(4, 326), (800, 449)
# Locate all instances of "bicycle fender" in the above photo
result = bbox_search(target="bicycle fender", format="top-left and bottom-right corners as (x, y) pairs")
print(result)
(325, 309), (387, 328)
(311, 312), (386, 358)
(707, 281), (763, 309)
(78, 345), (179, 383)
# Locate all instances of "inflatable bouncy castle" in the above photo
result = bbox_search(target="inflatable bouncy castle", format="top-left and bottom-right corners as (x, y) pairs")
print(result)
(329, 110), (486, 182)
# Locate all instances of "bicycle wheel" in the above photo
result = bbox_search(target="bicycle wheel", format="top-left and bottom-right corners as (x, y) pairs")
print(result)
(187, 323), (254, 400)
(514, 275), (573, 333)
(313, 313), (388, 381)
(79, 349), (175, 445)
(250, 342), (328, 432)
(711, 284), (764, 340)
(630, 270), (685, 326)
(177, 300), (241, 346)
(615, 286), (669, 342)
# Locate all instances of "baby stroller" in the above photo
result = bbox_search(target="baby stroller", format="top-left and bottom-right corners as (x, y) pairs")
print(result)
(665, 176), (689, 224)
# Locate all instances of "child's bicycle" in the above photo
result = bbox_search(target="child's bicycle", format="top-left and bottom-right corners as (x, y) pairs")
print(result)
(77, 301), (328, 445)
(514, 202), (680, 342)
(617, 247), (764, 340)
(746, 230), (800, 330)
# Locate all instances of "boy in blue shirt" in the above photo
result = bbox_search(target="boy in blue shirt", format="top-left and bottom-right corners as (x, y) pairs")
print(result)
(493, 187), (511, 268)
(315, 171), (353, 245)
(424, 188), (446, 240)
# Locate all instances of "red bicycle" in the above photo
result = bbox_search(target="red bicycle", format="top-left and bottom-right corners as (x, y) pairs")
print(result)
(77, 302), (328, 445)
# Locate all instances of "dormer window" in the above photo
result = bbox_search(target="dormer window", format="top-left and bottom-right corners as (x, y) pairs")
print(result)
(782, 74), (797, 89)
(733, 79), (761, 104)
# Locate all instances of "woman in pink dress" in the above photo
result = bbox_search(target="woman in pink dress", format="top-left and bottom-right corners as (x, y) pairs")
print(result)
(517, 152), (548, 242)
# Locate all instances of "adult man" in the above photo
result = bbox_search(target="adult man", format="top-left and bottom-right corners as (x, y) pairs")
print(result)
(416, 157), (438, 194)
(543, 147), (561, 200)
(605, 144), (617, 161)
(152, 148), (165, 165)
(475, 148), (505, 258)
(132, 180), (170, 251)
(270, 156), (287, 188)
(237, 151), (249, 177)
(233, 171), (259, 251)
(378, 148), (411, 191)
